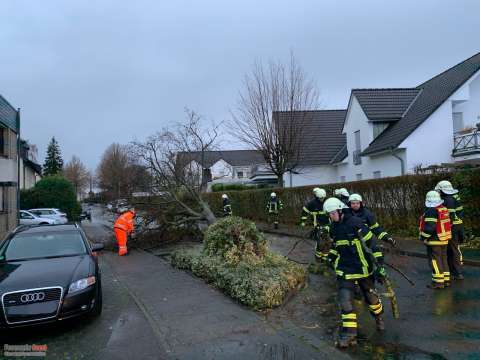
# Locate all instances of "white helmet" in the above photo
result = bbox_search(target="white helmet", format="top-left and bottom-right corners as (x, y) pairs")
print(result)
(425, 190), (443, 207)
(222, 194), (228, 199)
(434, 180), (458, 195)
(313, 187), (326, 199)
(323, 197), (347, 213)
(334, 188), (350, 198)
(270, 192), (277, 197)
(348, 193), (363, 203)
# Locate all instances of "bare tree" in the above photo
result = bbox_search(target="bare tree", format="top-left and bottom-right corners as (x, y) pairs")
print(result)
(63, 155), (90, 199)
(96, 143), (130, 200)
(231, 52), (319, 187)
(131, 109), (220, 226)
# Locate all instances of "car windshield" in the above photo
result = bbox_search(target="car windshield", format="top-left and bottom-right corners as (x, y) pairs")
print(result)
(0, 231), (87, 261)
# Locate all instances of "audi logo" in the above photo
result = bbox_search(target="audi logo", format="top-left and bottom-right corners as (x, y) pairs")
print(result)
(20, 292), (45, 303)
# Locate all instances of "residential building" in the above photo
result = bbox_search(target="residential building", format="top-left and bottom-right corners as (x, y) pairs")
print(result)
(177, 150), (276, 188)
(284, 52), (480, 187)
(19, 140), (42, 190)
(0, 95), (19, 238)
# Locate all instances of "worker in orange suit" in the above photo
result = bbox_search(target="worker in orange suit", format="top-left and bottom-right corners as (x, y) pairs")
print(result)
(114, 208), (136, 256)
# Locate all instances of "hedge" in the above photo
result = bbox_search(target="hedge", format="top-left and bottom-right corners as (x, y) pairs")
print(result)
(203, 168), (480, 237)
(170, 217), (307, 310)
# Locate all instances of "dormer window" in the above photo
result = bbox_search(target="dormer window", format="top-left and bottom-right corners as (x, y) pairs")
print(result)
(373, 122), (389, 139)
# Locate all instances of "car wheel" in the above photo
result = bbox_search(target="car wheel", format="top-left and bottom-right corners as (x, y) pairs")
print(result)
(39, 222), (49, 225)
(90, 279), (103, 318)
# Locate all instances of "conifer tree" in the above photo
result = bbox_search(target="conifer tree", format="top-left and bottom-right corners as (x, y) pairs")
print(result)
(43, 137), (64, 176)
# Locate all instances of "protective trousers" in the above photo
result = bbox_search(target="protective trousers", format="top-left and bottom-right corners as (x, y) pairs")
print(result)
(114, 228), (128, 256)
(447, 226), (464, 277)
(337, 277), (383, 336)
(427, 245), (448, 284)
(314, 227), (330, 261)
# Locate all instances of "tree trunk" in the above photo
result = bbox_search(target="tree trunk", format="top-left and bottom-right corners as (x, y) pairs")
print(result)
(200, 199), (217, 225)
(277, 174), (284, 188)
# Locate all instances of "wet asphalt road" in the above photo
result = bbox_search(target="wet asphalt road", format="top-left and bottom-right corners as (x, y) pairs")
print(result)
(267, 232), (480, 360)
(1, 208), (479, 360)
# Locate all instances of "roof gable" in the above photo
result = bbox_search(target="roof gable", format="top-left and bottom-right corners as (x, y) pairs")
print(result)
(363, 52), (480, 155)
(177, 150), (265, 168)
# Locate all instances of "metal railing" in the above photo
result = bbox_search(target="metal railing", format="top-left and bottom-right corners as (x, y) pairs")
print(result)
(453, 131), (480, 156)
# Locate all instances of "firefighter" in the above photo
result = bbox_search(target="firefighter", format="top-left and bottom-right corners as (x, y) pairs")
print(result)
(419, 191), (452, 289)
(301, 188), (330, 261)
(334, 188), (350, 204)
(222, 194), (232, 217)
(323, 197), (385, 348)
(435, 180), (464, 281)
(266, 192), (283, 229)
(113, 207), (136, 256)
(348, 193), (396, 247)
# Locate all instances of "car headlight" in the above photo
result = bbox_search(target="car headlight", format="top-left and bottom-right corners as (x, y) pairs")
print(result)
(68, 276), (96, 294)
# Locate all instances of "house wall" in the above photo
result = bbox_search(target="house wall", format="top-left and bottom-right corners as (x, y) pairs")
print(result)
(451, 71), (480, 129)
(283, 165), (337, 188)
(210, 159), (233, 180)
(400, 100), (454, 170)
(20, 160), (40, 190)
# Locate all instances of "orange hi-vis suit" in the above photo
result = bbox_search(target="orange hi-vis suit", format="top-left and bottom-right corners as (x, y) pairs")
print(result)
(114, 210), (135, 256)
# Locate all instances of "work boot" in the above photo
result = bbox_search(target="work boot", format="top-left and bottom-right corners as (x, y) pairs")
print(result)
(375, 316), (385, 331)
(454, 274), (464, 280)
(336, 333), (357, 348)
(427, 282), (444, 289)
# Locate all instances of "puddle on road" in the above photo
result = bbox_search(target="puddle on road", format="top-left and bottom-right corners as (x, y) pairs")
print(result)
(352, 340), (448, 360)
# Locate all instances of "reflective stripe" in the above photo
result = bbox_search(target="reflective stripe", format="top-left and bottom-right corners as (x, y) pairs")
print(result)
(420, 231), (432, 238)
(336, 240), (350, 246)
(369, 302), (383, 315)
(425, 217), (438, 222)
(354, 239), (370, 276)
(456, 206), (464, 211)
(363, 231), (373, 241)
(370, 222), (380, 230)
(341, 313), (357, 320)
(345, 272), (371, 280)
(425, 240), (449, 246)
(329, 249), (338, 256)
(373, 252), (382, 258)
(342, 321), (358, 328)
(378, 231), (388, 240)
(459, 246), (463, 265)
(432, 259), (441, 275)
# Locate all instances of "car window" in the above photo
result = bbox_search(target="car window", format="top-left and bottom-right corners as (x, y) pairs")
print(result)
(30, 210), (40, 216)
(20, 212), (33, 219)
(1, 231), (87, 261)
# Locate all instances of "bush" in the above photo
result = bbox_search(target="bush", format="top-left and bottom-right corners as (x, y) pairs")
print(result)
(170, 217), (307, 310)
(202, 168), (480, 237)
(20, 176), (82, 221)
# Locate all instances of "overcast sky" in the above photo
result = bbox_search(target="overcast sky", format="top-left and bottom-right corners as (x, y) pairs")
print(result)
(1, 0), (478, 170)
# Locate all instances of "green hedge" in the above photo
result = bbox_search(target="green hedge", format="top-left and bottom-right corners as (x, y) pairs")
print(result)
(20, 176), (82, 221)
(170, 217), (307, 309)
(203, 168), (480, 237)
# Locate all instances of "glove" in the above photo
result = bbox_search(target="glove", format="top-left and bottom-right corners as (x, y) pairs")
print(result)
(374, 266), (387, 280)
(386, 237), (397, 247)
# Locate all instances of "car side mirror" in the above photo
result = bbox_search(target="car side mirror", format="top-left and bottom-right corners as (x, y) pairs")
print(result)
(91, 243), (104, 252)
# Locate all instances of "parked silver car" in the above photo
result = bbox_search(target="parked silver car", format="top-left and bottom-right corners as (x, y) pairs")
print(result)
(19, 210), (57, 225)
(28, 208), (68, 224)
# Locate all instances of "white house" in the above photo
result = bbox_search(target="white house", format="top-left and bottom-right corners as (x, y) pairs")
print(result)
(284, 51), (480, 187)
(19, 140), (42, 190)
(177, 150), (277, 186)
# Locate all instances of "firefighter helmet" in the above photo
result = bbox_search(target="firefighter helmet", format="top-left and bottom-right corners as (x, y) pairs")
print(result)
(334, 188), (350, 198)
(313, 187), (326, 199)
(348, 193), (363, 203)
(434, 180), (458, 195)
(323, 197), (347, 213)
(222, 194), (228, 199)
(271, 192), (277, 197)
(425, 190), (443, 207)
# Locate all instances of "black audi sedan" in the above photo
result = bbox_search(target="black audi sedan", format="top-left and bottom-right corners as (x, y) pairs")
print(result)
(0, 224), (103, 327)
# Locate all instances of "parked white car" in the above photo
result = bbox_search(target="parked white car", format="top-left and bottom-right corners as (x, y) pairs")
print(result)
(28, 208), (69, 224)
(19, 210), (57, 225)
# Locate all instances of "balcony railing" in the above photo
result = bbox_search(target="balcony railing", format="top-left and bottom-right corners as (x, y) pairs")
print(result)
(452, 131), (480, 156)
(353, 150), (362, 165)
